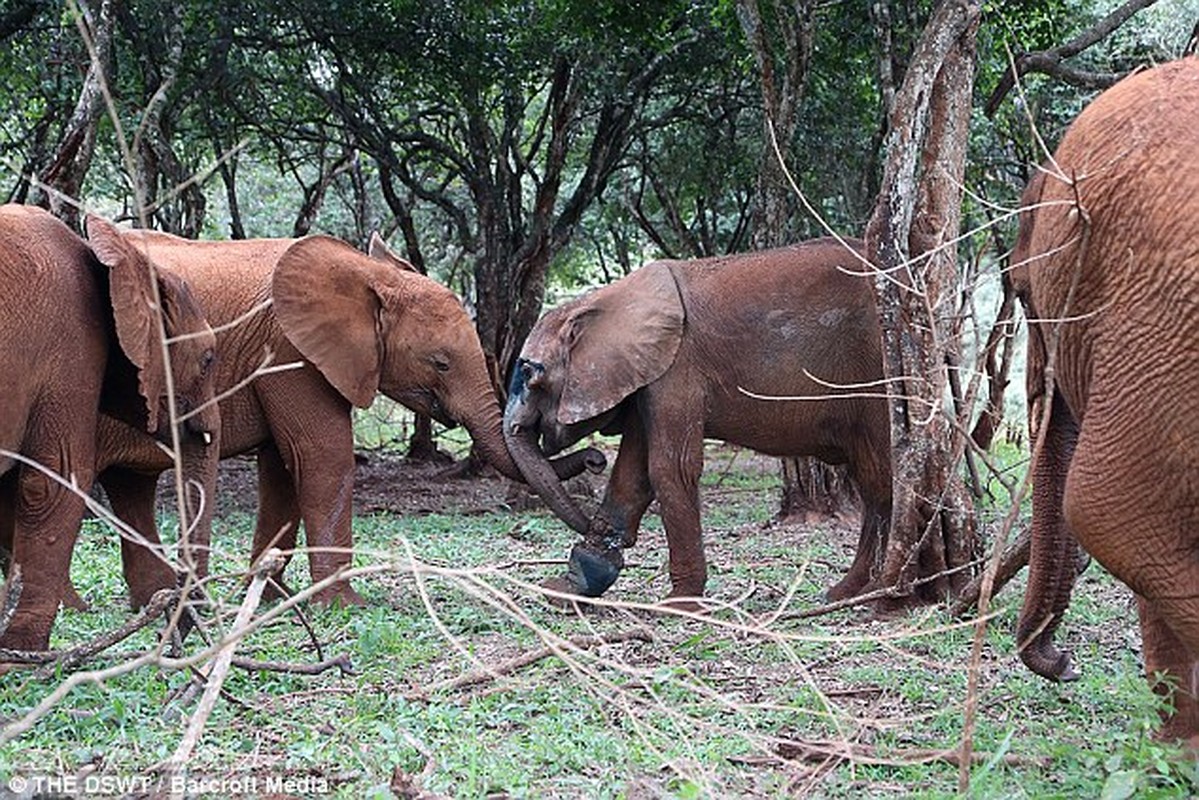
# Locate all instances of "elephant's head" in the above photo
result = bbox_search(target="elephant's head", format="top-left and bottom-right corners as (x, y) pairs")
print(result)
(272, 234), (535, 480)
(504, 263), (684, 533)
(86, 215), (220, 448)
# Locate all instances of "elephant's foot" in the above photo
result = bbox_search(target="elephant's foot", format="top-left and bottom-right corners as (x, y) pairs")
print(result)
(312, 582), (366, 608)
(0, 612), (54, 652)
(655, 593), (708, 616)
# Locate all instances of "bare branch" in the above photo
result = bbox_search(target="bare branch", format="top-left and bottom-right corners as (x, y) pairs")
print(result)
(984, 0), (1160, 116)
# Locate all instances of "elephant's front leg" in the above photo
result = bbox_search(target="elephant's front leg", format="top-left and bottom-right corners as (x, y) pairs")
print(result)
(250, 442), (302, 600)
(260, 382), (364, 607)
(644, 408), (707, 605)
(101, 467), (179, 609)
(1, 443), (91, 650)
(557, 416), (654, 598)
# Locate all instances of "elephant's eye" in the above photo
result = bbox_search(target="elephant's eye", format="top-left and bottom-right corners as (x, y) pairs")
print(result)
(200, 349), (216, 373)
(432, 355), (451, 373)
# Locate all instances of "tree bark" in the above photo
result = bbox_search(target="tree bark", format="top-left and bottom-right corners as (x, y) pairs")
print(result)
(36, 0), (117, 230)
(864, 0), (981, 610)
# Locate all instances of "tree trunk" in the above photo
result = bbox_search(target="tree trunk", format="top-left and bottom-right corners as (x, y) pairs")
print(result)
(36, 0), (117, 230)
(864, 0), (981, 610)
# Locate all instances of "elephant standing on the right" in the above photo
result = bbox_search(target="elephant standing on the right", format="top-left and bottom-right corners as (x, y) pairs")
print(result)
(1014, 58), (1199, 746)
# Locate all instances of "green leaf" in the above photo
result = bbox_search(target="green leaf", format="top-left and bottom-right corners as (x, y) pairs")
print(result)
(1100, 770), (1140, 800)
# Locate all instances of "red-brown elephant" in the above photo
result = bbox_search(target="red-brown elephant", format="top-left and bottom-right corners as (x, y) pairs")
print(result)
(503, 237), (891, 607)
(1013, 59), (1199, 747)
(0, 206), (218, 650)
(97, 231), (601, 608)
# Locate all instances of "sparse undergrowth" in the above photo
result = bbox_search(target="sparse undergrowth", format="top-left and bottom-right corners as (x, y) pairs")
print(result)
(1, 443), (1195, 799)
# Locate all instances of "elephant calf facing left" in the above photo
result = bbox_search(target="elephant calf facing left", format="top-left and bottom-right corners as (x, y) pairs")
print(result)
(504, 237), (891, 606)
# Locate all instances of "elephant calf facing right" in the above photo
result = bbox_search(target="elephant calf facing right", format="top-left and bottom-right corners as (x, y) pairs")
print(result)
(504, 237), (891, 606)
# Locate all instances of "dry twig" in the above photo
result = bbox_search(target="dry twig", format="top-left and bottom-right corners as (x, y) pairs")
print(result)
(410, 629), (653, 698)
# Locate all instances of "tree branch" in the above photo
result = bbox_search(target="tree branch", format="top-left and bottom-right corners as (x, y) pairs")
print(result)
(984, 0), (1160, 116)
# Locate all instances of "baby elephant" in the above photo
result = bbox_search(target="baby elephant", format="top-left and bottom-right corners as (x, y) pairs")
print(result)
(504, 237), (890, 606)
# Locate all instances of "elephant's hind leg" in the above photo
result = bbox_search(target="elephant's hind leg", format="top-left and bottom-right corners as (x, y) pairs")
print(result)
(826, 443), (891, 602)
(1136, 595), (1199, 747)
(1063, 402), (1199, 743)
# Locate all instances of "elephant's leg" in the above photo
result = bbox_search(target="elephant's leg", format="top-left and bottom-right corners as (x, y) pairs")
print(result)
(0, 470), (16, 571)
(1137, 595), (1199, 748)
(259, 383), (363, 607)
(1062, 398), (1199, 742)
(1, 442), (91, 650)
(101, 467), (178, 609)
(0, 470), (89, 612)
(250, 442), (301, 599)
(556, 416), (655, 598)
(644, 404), (707, 603)
(827, 442), (893, 602)
(593, 414), (654, 550)
(1017, 391), (1081, 681)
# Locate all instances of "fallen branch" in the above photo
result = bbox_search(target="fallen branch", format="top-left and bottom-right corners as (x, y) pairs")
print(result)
(411, 629), (653, 698)
(37, 588), (180, 678)
(773, 738), (1052, 769)
(948, 525), (1030, 616)
(160, 548), (283, 778)
(0, 588), (179, 675)
(230, 652), (356, 677)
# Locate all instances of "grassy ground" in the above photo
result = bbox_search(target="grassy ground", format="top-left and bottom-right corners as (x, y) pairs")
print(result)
(1, 441), (1196, 798)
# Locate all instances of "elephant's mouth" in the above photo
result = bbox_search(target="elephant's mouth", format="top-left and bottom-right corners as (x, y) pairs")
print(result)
(155, 399), (216, 447)
(395, 389), (458, 429)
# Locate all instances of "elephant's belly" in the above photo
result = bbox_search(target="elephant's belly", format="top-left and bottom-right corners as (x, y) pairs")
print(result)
(704, 409), (848, 464)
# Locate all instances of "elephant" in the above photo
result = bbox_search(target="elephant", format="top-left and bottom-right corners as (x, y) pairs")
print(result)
(98, 230), (602, 609)
(503, 237), (891, 607)
(0, 205), (218, 651)
(1012, 59), (1199, 746)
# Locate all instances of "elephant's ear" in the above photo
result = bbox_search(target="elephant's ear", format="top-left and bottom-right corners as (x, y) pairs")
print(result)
(86, 214), (165, 433)
(273, 235), (384, 408)
(559, 262), (684, 425)
(368, 231), (418, 272)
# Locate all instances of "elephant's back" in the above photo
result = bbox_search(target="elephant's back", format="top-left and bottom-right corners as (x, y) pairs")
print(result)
(0, 205), (107, 452)
(670, 238), (886, 456)
(1043, 60), (1199, 313)
(1036, 60), (1199, 394)
(118, 230), (292, 321)
(0, 204), (104, 338)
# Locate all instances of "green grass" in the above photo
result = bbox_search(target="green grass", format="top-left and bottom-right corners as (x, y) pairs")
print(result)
(1, 445), (1196, 799)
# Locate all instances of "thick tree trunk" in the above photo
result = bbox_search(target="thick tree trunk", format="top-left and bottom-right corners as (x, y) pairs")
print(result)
(864, 0), (981, 610)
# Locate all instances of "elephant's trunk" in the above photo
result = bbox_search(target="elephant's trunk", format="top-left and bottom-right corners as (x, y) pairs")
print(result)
(503, 423), (592, 534)
(459, 387), (605, 486)
(1017, 391), (1081, 682)
(177, 413), (220, 580)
